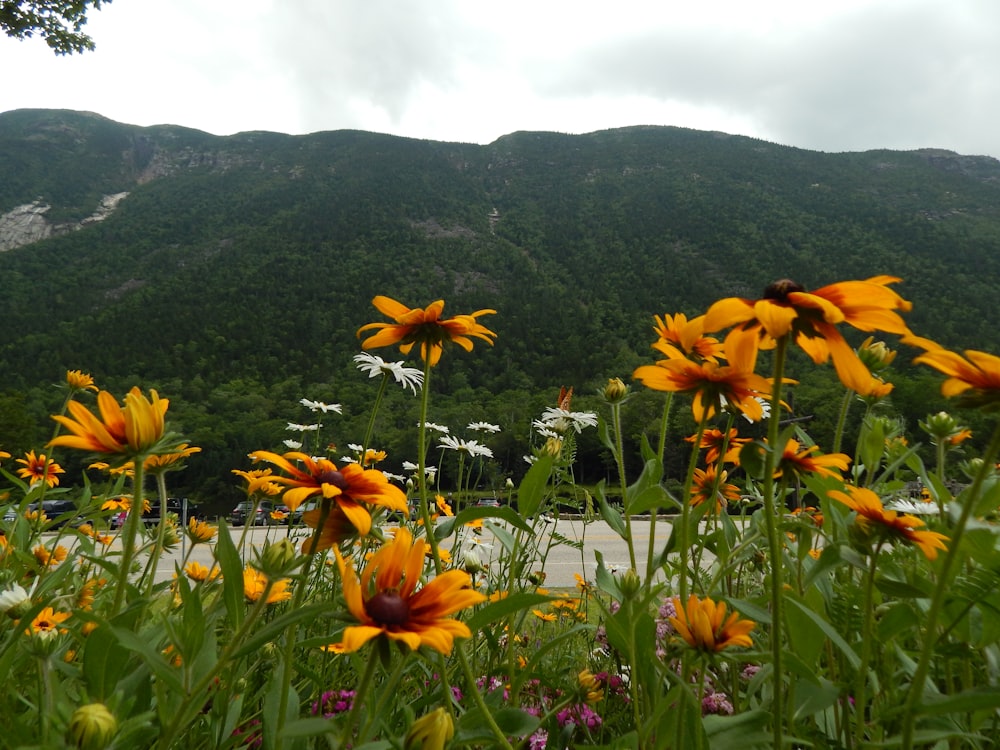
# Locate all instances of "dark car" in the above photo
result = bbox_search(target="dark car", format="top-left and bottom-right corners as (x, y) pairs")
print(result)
(110, 497), (196, 529)
(22, 500), (81, 529)
(229, 500), (276, 527)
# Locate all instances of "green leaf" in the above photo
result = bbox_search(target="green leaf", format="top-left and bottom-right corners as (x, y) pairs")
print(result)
(785, 596), (860, 669)
(82, 624), (132, 700)
(919, 685), (1000, 715)
(213, 518), (245, 628)
(595, 480), (627, 539)
(739, 440), (768, 480)
(517, 455), (554, 518)
(450, 505), (532, 533)
(703, 709), (771, 749)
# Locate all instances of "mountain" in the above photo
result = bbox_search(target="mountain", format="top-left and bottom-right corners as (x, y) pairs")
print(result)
(2, 108), (999, 505)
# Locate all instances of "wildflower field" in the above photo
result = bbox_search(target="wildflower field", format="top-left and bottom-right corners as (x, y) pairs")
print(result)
(4, 278), (1000, 749)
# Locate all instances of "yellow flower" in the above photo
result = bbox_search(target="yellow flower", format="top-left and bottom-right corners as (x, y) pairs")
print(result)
(49, 387), (169, 457)
(144, 444), (201, 473)
(404, 707), (454, 750)
(185, 561), (221, 583)
(912, 344), (1000, 410)
(652, 313), (724, 362)
(16, 450), (64, 488)
(668, 594), (756, 652)
(579, 669), (604, 704)
(703, 276), (911, 393)
(357, 296), (497, 366)
(828, 485), (949, 560)
(242, 567), (292, 604)
(531, 609), (557, 622)
(186, 518), (217, 543)
(65, 370), (99, 393)
(249, 450), (407, 535)
(690, 466), (741, 513)
(435, 495), (453, 517)
(686, 428), (749, 466)
(27, 606), (70, 638)
(332, 528), (486, 654)
(34, 544), (68, 568)
(774, 438), (850, 481)
(634, 328), (772, 422)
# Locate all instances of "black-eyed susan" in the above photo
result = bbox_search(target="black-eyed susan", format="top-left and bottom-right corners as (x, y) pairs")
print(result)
(704, 276), (912, 393)
(143, 444), (201, 473)
(184, 561), (221, 583)
(686, 427), (750, 466)
(668, 594), (756, 652)
(828, 485), (949, 560)
(65, 369), (99, 393)
(652, 312), (724, 362)
(634, 328), (772, 422)
(248, 451), (407, 539)
(774, 438), (850, 481)
(913, 346), (1000, 410)
(690, 466), (741, 513)
(27, 606), (70, 638)
(15, 451), (64, 488)
(33, 544), (68, 568)
(49, 387), (170, 457)
(186, 518), (217, 544)
(243, 567), (292, 605)
(332, 527), (486, 654)
(357, 296), (497, 366)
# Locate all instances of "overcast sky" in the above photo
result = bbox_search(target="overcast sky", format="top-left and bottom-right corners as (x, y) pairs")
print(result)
(2, 0), (999, 158)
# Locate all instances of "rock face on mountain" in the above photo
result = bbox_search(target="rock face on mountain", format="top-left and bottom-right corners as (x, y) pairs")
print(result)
(0, 192), (128, 251)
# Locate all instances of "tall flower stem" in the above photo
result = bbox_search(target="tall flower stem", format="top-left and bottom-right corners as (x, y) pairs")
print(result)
(761, 336), (790, 750)
(339, 647), (380, 750)
(646, 394), (674, 589)
(677, 419), (708, 601)
(609, 400), (637, 571)
(855, 542), (883, 746)
(899, 422), (1000, 748)
(111, 460), (145, 615)
(831, 389), (853, 456)
(360, 372), (390, 456)
(142, 470), (172, 600)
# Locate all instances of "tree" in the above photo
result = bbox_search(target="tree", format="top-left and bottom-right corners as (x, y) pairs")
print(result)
(0, 0), (110, 54)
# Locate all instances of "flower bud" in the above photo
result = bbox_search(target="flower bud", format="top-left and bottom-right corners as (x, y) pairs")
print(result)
(404, 707), (454, 750)
(67, 703), (117, 750)
(618, 568), (642, 600)
(462, 548), (484, 575)
(603, 377), (628, 403)
(0, 583), (31, 620)
(856, 336), (896, 372)
(542, 437), (563, 458)
(920, 411), (962, 444)
(260, 538), (299, 575)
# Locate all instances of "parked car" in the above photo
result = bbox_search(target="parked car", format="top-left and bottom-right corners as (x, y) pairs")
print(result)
(229, 500), (276, 526)
(7, 499), (81, 529)
(474, 496), (501, 509)
(110, 497), (196, 529)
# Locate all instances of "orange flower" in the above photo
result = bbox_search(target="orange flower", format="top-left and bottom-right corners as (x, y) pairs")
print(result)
(774, 438), (850, 480)
(184, 561), (221, 583)
(912, 345), (1000, 409)
(652, 313), (724, 362)
(248, 451), (407, 536)
(243, 567), (292, 604)
(143, 444), (201, 473)
(49, 387), (169, 457)
(357, 296), (497, 366)
(332, 528), (485, 654)
(16, 451), (64, 488)
(65, 370), (98, 392)
(690, 466), (741, 513)
(634, 328), (772, 422)
(687, 428), (749, 466)
(704, 276), (911, 394)
(828, 485), (949, 560)
(34, 544), (68, 568)
(668, 595), (755, 652)
(27, 606), (70, 638)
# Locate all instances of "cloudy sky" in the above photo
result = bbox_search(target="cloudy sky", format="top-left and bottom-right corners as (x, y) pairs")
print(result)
(2, 0), (999, 157)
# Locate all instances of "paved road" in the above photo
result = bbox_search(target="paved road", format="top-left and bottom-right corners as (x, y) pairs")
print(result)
(154, 517), (710, 588)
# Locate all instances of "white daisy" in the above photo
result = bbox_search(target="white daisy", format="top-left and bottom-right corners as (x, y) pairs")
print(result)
(300, 398), (342, 414)
(353, 353), (423, 394)
(282, 439), (303, 450)
(538, 407), (598, 434)
(468, 421), (501, 433)
(421, 422), (450, 434)
(438, 436), (494, 458)
(885, 499), (942, 515)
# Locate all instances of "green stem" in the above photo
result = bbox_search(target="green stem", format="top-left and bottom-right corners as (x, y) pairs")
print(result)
(762, 336), (790, 750)
(855, 542), (882, 746)
(610, 400), (637, 571)
(361, 372), (391, 456)
(143, 470), (172, 600)
(899, 421), (1000, 748)
(678, 419), (708, 601)
(112, 460), (146, 615)
(456, 644), (515, 750)
(832, 388), (853, 456)
(646, 393), (674, 590)
(339, 648), (380, 750)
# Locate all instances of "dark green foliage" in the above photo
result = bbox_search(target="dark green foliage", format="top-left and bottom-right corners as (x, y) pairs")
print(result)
(2, 111), (1000, 501)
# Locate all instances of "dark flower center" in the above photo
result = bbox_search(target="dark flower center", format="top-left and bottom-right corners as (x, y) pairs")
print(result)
(366, 592), (410, 625)
(316, 470), (349, 489)
(762, 279), (805, 302)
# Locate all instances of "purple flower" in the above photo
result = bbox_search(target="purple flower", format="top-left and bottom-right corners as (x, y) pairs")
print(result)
(702, 691), (734, 716)
(528, 729), (548, 749)
(311, 690), (356, 718)
(556, 703), (603, 731)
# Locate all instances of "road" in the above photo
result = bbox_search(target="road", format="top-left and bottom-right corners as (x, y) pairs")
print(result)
(154, 517), (711, 588)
